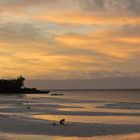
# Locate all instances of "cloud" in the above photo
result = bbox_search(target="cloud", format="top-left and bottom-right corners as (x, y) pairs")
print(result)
(1, 0), (139, 16)
(0, 0), (140, 79)
(0, 22), (41, 43)
(0, 0), (139, 26)
(34, 12), (139, 26)
(78, 0), (140, 15)
(55, 23), (140, 60)
(78, 0), (105, 11)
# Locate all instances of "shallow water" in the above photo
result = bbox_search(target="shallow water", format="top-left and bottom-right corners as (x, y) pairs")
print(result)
(33, 114), (140, 124)
(30, 91), (140, 124)
(0, 90), (140, 139)
(27, 90), (140, 102)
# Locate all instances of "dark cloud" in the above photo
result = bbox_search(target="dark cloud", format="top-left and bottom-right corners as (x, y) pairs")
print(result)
(85, 70), (139, 79)
(77, 0), (105, 11)
(127, 0), (140, 14)
(78, 0), (140, 15)
(1, 0), (139, 16)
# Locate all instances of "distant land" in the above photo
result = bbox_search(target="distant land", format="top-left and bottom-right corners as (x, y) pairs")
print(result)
(25, 77), (140, 90)
(0, 76), (49, 94)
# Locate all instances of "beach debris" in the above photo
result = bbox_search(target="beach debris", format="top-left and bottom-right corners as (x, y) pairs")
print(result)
(51, 93), (64, 96)
(52, 122), (56, 126)
(27, 106), (31, 109)
(59, 119), (65, 125)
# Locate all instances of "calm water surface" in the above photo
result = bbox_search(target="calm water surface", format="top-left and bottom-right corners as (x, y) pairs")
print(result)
(0, 90), (140, 140)
(31, 90), (140, 124)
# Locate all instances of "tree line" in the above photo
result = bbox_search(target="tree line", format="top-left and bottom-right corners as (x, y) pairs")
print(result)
(0, 76), (49, 94)
(0, 76), (25, 93)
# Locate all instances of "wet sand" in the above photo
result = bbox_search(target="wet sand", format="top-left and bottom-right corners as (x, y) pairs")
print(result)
(0, 92), (140, 139)
(0, 114), (140, 137)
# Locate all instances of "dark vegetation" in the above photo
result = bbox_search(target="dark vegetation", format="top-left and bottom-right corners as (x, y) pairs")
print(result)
(0, 76), (49, 94)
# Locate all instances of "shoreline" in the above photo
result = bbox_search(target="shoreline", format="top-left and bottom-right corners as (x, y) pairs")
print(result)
(0, 92), (140, 139)
(0, 114), (140, 137)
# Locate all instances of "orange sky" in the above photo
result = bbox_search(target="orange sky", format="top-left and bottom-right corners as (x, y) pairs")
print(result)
(0, 0), (140, 79)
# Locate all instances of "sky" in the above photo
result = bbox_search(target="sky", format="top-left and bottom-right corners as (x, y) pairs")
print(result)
(0, 0), (140, 80)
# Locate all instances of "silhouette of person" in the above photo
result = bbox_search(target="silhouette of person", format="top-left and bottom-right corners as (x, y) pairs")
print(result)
(59, 119), (65, 125)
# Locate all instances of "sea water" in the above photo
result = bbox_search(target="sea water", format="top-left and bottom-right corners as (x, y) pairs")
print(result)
(0, 90), (140, 140)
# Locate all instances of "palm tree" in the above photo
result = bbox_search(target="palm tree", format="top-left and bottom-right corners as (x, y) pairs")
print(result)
(16, 76), (25, 90)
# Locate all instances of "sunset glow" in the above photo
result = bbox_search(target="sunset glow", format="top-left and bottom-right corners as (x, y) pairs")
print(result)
(0, 0), (140, 79)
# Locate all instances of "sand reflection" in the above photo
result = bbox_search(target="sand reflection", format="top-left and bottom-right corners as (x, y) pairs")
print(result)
(33, 114), (140, 124)
(1, 133), (140, 140)
(56, 133), (140, 140)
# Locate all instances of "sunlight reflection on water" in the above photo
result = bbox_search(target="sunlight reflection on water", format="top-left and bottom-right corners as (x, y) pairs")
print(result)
(1, 133), (140, 140)
(33, 114), (140, 124)
(0, 91), (140, 140)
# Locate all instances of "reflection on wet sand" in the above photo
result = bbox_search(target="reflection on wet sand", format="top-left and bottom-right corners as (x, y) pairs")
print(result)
(0, 133), (140, 140)
(56, 133), (140, 140)
(0, 91), (140, 140)
(33, 114), (140, 124)
(58, 103), (140, 114)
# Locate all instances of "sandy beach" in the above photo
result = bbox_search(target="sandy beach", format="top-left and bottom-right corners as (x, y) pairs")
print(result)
(0, 114), (140, 137)
(0, 91), (140, 140)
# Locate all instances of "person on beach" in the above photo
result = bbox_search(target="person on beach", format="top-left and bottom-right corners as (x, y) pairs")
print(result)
(52, 119), (66, 126)
(59, 119), (65, 125)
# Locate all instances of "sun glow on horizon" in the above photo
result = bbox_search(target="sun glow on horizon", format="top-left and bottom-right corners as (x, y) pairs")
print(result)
(0, 0), (140, 79)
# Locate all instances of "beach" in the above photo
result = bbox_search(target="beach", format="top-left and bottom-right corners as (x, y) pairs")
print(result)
(0, 91), (140, 140)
